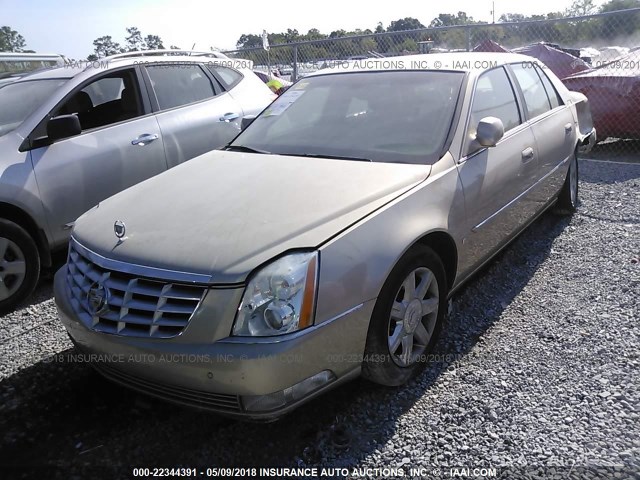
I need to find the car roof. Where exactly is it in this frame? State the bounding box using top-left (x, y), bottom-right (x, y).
top-left (10, 53), bottom-right (253, 84)
top-left (309, 52), bottom-right (535, 77)
top-left (11, 66), bottom-right (81, 81)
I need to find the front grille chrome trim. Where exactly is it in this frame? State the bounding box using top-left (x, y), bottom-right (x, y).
top-left (69, 236), bottom-right (212, 284)
top-left (66, 237), bottom-right (208, 339)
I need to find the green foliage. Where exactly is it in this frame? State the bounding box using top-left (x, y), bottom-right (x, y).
top-left (90, 27), bottom-right (165, 58)
top-left (229, 3), bottom-right (640, 67)
top-left (144, 35), bottom-right (164, 50)
top-left (125, 27), bottom-right (145, 52)
top-left (430, 12), bottom-right (477, 28)
top-left (388, 17), bottom-right (425, 31)
top-left (0, 26), bottom-right (27, 52)
top-left (92, 36), bottom-right (122, 58)
top-left (566, 0), bottom-right (597, 16)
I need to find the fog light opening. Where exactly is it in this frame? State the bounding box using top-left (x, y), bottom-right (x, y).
top-left (242, 370), bottom-right (336, 412)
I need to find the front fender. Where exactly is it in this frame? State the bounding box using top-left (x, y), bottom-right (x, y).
top-left (315, 153), bottom-right (465, 327)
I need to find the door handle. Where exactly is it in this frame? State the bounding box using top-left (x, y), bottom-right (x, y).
top-left (521, 147), bottom-right (535, 162)
top-left (565, 123), bottom-right (573, 133)
top-left (219, 112), bottom-right (240, 122)
top-left (131, 133), bottom-right (159, 146)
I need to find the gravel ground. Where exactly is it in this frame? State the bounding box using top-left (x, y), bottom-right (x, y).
top-left (0, 159), bottom-right (638, 480)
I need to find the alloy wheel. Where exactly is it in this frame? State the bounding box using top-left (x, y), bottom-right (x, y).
top-left (0, 237), bottom-right (27, 302)
top-left (387, 267), bottom-right (439, 367)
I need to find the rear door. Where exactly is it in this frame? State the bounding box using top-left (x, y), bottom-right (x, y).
top-left (207, 64), bottom-right (275, 116)
top-left (142, 63), bottom-right (244, 168)
top-left (29, 67), bottom-right (168, 247)
top-left (456, 66), bottom-right (539, 274)
top-left (509, 63), bottom-right (576, 202)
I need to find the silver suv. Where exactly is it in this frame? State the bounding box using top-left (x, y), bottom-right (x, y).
top-left (0, 50), bottom-right (275, 312)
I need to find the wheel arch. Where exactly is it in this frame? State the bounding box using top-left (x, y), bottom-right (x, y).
top-left (0, 202), bottom-right (51, 267)
top-left (412, 230), bottom-right (458, 291)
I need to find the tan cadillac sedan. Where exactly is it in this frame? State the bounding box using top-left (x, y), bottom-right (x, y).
top-left (55, 53), bottom-right (595, 420)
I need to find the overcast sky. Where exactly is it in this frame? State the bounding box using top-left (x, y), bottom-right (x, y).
top-left (1, 0), bottom-right (606, 59)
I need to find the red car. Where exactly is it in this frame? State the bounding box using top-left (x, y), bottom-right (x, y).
top-left (563, 51), bottom-right (640, 140)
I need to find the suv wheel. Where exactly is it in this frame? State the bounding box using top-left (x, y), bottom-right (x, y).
top-left (0, 219), bottom-right (40, 315)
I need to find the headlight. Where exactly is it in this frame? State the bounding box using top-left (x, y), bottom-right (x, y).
top-left (232, 252), bottom-right (318, 336)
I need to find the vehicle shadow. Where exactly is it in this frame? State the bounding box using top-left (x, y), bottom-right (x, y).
top-left (583, 139), bottom-right (640, 165)
top-left (0, 211), bottom-right (571, 477)
top-left (579, 157), bottom-right (640, 185)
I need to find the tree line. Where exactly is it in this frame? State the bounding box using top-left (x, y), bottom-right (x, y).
top-left (86, 27), bottom-right (181, 60)
top-left (0, 25), bottom-right (179, 60)
top-left (0, 0), bottom-right (638, 61)
top-left (231, 0), bottom-right (640, 64)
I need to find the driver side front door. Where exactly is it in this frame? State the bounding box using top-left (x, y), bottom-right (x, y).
top-left (28, 67), bottom-right (168, 248)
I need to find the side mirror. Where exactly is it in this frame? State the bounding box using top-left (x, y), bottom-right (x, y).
top-left (47, 114), bottom-right (81, 142)
top-left (241, 115), bottom-right (257, 131)
top-left (476, 116), bottom-right (504, 147)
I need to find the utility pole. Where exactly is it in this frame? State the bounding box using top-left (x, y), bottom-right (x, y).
top-left (491, 1), bottom-right (495, 23)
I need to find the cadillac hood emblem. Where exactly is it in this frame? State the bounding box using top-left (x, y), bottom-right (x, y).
top-left (87, 282), bottom-right (110, 316)
top-left (114, 220), bottom-right (126, 239)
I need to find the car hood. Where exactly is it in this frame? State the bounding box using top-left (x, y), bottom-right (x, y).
top-left (73, 150), bottom-right (430, 283)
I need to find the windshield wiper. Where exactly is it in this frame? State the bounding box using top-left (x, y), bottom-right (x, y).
top-left (280, 153), bottom-right (372, 162)
top-left (225, 145), bottom-right (271, 154)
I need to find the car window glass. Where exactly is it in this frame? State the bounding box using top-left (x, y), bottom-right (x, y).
top-left (207, 65), bottom-right (243, 89)
top-left (467, 67), bottom-right (521, 151)
top-left (0, 79), bottom-right (67, 137)
top-left (535, 65), bottom-right (562, 109)
top-left (511, 63), bottom-right (552, 118)
top-left (82, 77), bottom-right (124, 107)
top-left (45, 68), bottom-right (142, 134)
top-left (233, 71), bottom-right (465, 165)
top-left (265, 86), bottom-right (330, 139)
top-left (146, 64), bottom-right (215, 110)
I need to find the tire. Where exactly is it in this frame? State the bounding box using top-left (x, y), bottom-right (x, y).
top-left (0, 219), bottom-right (41, 315)
top-left (554, 152), bottom-right (579, 215)
top-left (362, 245), bottom-right (448, 387)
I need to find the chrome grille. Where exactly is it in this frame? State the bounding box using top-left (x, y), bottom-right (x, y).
top-left (66, 240), bottom-right (207, 338)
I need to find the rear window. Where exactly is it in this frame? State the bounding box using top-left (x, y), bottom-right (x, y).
top-left (146, 64), bottom-right (216, 110)
top-left (207, 65), bottom-right (243, 89)
top-left (535, 65), bottom-right (563, 109)
top-left (510, 63), bottom-right (552, 118)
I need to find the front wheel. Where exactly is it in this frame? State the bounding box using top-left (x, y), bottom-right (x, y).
top-left (554, 153), bottom-right (579, 215)
top-left (362, 246), bottom-right (448, 387)
top-left (0, 219), bottom-right (41, 315)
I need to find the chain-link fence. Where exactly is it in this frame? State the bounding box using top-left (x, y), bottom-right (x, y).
top-left (225, 8), bottom-right (640, 159)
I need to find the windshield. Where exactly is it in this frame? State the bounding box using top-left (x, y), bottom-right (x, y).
top-left (231, 70), bottom-right (464, 164)
top-left (0, 79), bottom-right (67, 137)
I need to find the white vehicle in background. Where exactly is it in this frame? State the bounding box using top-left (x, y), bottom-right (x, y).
top-left (0, 53), bottom-right (67, 88)
top-left (597, 46), bottom-right (630, 64)
top-left (0, 52), bottom-right (66, 75)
